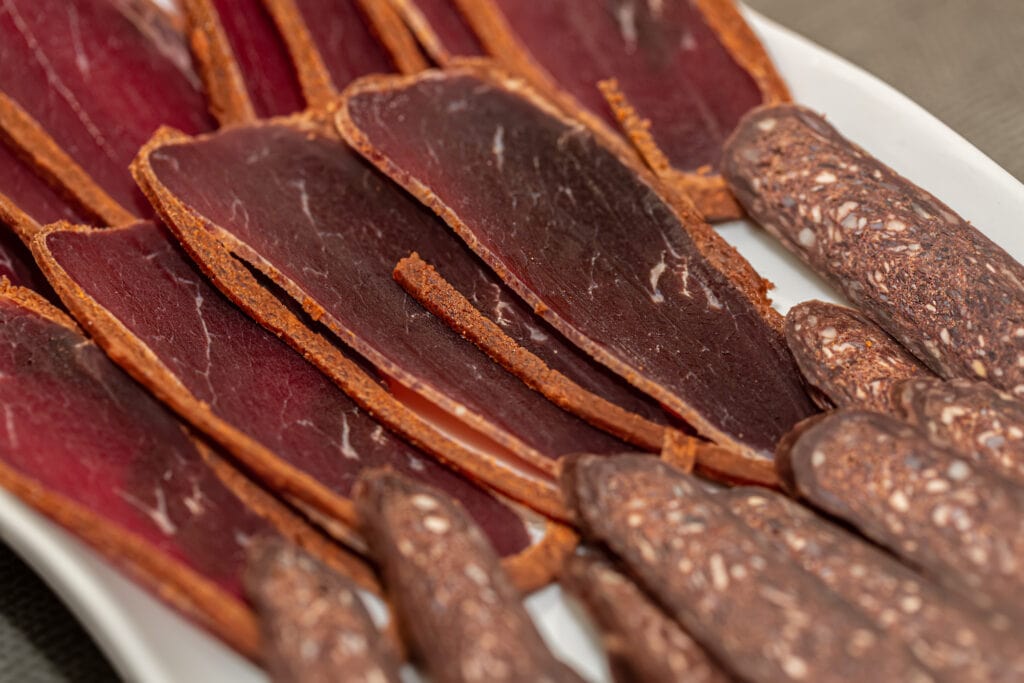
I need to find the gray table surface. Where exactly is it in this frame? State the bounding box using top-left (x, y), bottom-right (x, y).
top-left (2, 0), bottom-right (1022, 680)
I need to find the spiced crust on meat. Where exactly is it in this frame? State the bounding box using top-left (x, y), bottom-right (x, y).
top-left (0, 282), bottom-right (374, 657)
top-left (339, 60), bottom-right (780, 331)
top-left (451, 0), bottom-right (789, 221)
top-left (561, 453), bottom-right (932, 683)
top-left (339, 63), bottom-right (814, 466)
top-left (896, 376), bottom-right (1024, 487)
top-left (181, 0), bottom-right (258, 124)
top-left (133, 119), bottom-right (569, 524)
top-left (394, 252), bottom-right (666, 451)
top-left (786, 300), bottom-right (934, 413)
top-left (726, 487), bottom-right (1024, 681)
top-left (561, 551), bottom-right (729, 683)
top-left (354, 470), bottom-right (584, 683)
top-left (245, 538), bottom-right (401, 683)
top-left (723, 104), bottom-right (1024, 397)
top-left (0, 94), bottom-right (134, 228)
top-left (781, 409), bottom-right (1024, 622)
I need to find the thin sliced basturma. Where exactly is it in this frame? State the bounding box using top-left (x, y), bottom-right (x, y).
top-left (246, 539), bottom-right (401, 683)
top-left (782, 409), bottom-right (1024, 621)
top-left (0, 283), bottom-right (372, 657)
top-left (186, 0), bottom-right (305, 121)
top-left (453, 0), bottom-right (789, 219)
top-left (340, 67), bottom-right (816, 463)
top-left (0, 0), bottom-right (213, 217)
top-left (724, 104), bottom-right (1024, 398)
top-left (139, 121), bottom-right (626, 481)
top-left (395, 253), bottom-right (670, 451)
top-left (355, 471), bottom-right (584, 683)
top-left (726, 487), bottom-right (1024, 681)
top-left (135, 132), bottom-right (567, 522)
top-left (561, 552), bottom-right (728, 683)
top-left (388, 0), bottom-right (483, 63)
top-left (263, 0), bottom-right (399, 109)
top-left (561, 454), bottom-right (931, 683)
top-left (0, 227), bottom-right (54, 300)
top-left (34, 221), bottom-right (557, 576)
top-left (786, 300), bottom-right (934, 413)
top-left (0, 143), bottom-right (87, 236)
top-left (897, 377), bottom-right (1024, 487)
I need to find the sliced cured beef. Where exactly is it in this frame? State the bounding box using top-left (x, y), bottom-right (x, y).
top-left (246, 539), bottom-right (401, 683)
top-left (896, 377), bottom-right (1024, 487)
top-left (561, 551), bottom-right (728, 683)
top-left (33, 220), bottom-right (574, 589)
top-left (137, 120), bottom-right (626, 485)
top-left (0, 0), bottom-right (213, 217)
top-left (0, 227), bottom-right (51, 297)
top-left (0, 143), bottom-right (87, 236)
top-left (394, 253), bottom-right (670, 451)
top-left (786, 300), bottom-right (934, 413)
top-left (185, 0), bottom-right (305, 121)
top-left (561, 454), bottom-right (931, 683)
top-left (726, 487), bottom-right (1023, 681)
top-left (263, 0), bottom-right (404, 109)
top-left (387, 0), bottom-right (483, 63)
top-left (782, 409), bottom-right (1024, 622)
top-left (0, 283), bottom-right (371, 657)
top-left (724, 104), bottom-right (1024, 398)
top-left (340, 66), bottom-right (817, 464)
top-left (452, 0), bottom-right (789, 219)
top-left (355, 470), bottom-right (584, 683)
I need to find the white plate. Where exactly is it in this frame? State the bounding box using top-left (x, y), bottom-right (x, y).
top-left (3, 7), bottom-right (1023, 682)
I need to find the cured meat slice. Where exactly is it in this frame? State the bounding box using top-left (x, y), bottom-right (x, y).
top-left (33, 220), bottom-right (574, 588)
top-left (786, 300), bottom-right (934, 413)
top-left (0, 0), bottom-right (213, 217)
top-left (561, 551), bottom-right (728, 683)
top-left (726, 487), bottom-right (1023, 681)
top-left (723, 104), bottom-right (1024, 398)
top-left (781, 409), bottom-right (1024, 622)
top-left (185, 0), bottom-right (305, 121)
top-left (137, 120), bottom-right (626, 486)
top-left (0, 94), bottom-right (133, 229)
top-left (246, 539), bottom-right (401, 683)
top-left (355, 470), bottom-right (584, 683)
top-left (561, 454), bottom-right (931, 683)
top-left (387, 0), bottom-right (483, 63)
top-left (0, 143), bottom-right (87, 236)
top-left (452, 0), bottom-right (789, 219)
top-left (0, 282), bottom-right (371, 656)
top-left (896, 377), bottom-right (1024, 487)
top-left (394, 253), bottom-right (670, 451)
top-left (263, 0), bottom-right (397, 108)
top-left (340, 66), bottom-right (817, 464)
top-left (135, 136), bottom-right (566, 522)
top-left (0, 227), bottom-right (52, 298)
top-left (266, 0), bottom-right (424, 110)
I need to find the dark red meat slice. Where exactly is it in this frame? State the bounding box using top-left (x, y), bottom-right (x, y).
top-left (0, 283), bottom-right (370, 655)
top-left (0, 0), bottom-right (214, 217)
top-left (389, 0), bottom-right (483, 62)
top-left (0, 228), bottom-right (45, 291)
top-left (454, 0), bottom-right (788, 218)
top-left (340, 67), bottom-right (816, 463)
top-left (207, 0), bottom-right (305, 117)
top-left (37, 221), bottom-right (540, 563)
top-left (141, 122), bottom-right (626, 477)
top-left (291, 0), bottom-right (398, 86)
top-left (391, 250), bottom-right (671, 454)
top-left (0, 143), bottom-right (86, 233)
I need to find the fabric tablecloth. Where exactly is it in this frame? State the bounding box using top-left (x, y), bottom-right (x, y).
top-left (2, 0), bottom-right (1022, 680)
